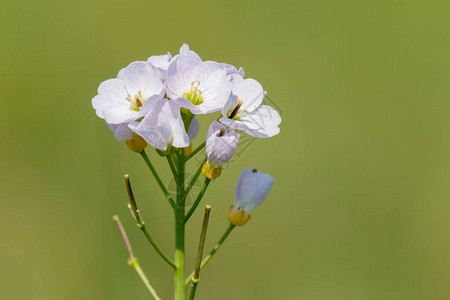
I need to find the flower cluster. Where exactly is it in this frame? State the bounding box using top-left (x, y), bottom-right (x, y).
top-left (92, 44), bottom-right (281, 178)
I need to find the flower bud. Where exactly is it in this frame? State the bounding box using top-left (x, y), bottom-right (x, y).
top-left (126, 133), bottom-right (147, 153)
top-left (227, 168), bottom-right (274, 226)
top-left (227, 205), bottom-right (251, 226)
top-left (202, 162), bottom-right (222, 180)
top-left (202, 121), bottom-right (239, 180)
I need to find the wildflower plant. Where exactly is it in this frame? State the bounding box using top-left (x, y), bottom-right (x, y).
top-left (93, 44), bottom-right (280, 300)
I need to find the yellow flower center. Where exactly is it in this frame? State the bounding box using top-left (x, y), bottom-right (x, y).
top-left (126, 91), bottom-right (145, 111)
top-left (183, 81), bottom-right (204, 105)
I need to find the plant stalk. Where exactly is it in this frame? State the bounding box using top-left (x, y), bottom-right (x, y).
top-left (174, 148), bottom-right (186, 300)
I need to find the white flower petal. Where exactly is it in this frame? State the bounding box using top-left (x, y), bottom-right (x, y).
top-left (107, 123), bottom-right (133, 141)
top-left (166, 55), bottom-right (201, 100)
top-left (231, 75), bottom-right (265, 112)
top-left (219, 105), bottom-right (281, 138)
top-left (96, 78), bottom-right (128, 103)
top-left (179, 43), bottom-right (202, 63)
top-left (118, 61), bottom-right (164, 98)
top-left (147, 53), bottom-right (172, 70)
top-left (147, 53), bottom-right (172, 81)
top-left (167, 57), bottom-right (231, 114)
top-left (102, 104), bottom-right (142, 124)
top-left (129, 98), bottom-right (189, 150)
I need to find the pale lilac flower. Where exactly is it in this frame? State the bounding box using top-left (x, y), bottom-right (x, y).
top-left (228, 168), bottom-right (274, 226)
top-left (147, 53), bottom-right (172, 81)
top-left (175, 44), bottom-right (243, 76)
top-left (219, 75), bottom-right (281, 138)
top-left (166, 56), bottom-right (231, 114)
top-left (107, 123), bottom-right (134, 141)
top-left (218, 63), bottom-right (245, 77)
top-left (202, 121), bottom-right (240, 180)
top-left (165, 44), bottom-right (244, 114)
top-left (92, 61), bottom-right (164, 124)
top-left (129, 98), bottom-right (189, 151)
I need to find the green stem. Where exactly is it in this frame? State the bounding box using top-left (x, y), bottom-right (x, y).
top-left (167, 155), bottom-right (180, 186)
top-left (138, 224), bottom-right (177, 269)
top-left (180, 156), bottom-right (206, 204)
top-left (185, 224), bottom-right (235, 287)
top-left (130, 258), bottom-right (161, 300)
top-left (184, 178), bottom-right (211, 224)
top-left (140, 150), bottom-right (175, 208)
top-left (185, 142), bottom-right (206, 162)
top-left (174, 148), bottom-right (186, 300)
top-left (113, 216), bottom-right (161, 300)
top-left (188, 206), bottom-right (212, 300)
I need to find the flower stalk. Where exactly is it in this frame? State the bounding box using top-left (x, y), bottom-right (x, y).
top-left (188, 205), bottom-right (212, 300)
top-left (185, 223), bottom-right (236, 287)
top-left (113, 216), bottom-right (161, 300)
top-left (124, 174), bottom-right (176, 269)
top-left (184, 178), bottom-right (211, 224)
top-left (185, 141), bottom-right (206, 162)
top-left (174, 147), bottom-right (186, 300)
top-left (140, 150), bottom-right (176, 208)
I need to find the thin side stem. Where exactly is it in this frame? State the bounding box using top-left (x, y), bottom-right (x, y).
top-left (180, 156), bottom-right (207, 204)
top-left (188, 206), bottom-right (212, 300)
top-left (185, 142), bottom-right (206, 162)
top-left (139, 224), bottom-right (177, 269)
top-left (130, 259), bottom-right (161, 300)
top-left (113, 216), bottom-right (161, 300)
top-left (167, 155), bottom-right (181, 186)
top-left (123, 174), bottom-right (176, 268)
top-left (185, 223), bottom-right (235, 287)
top-left (140, 150), bottom-right (175, 208)
top-left (184, 178), bottom-right (211, 224)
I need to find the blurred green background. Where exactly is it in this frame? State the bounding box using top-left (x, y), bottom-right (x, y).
top-left (1, 0), bottom-right (450, 299)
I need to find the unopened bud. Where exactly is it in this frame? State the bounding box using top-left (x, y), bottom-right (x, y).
top-left (202, 162), bottom-right (222, 180)
top-left (126, 133), bottom-right (147, 153)
top-left (227, 205), bottom-right (251, 226)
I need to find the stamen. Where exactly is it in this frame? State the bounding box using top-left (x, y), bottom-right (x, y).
top-left (228, 99), bottom-right (243, 119)
top-left (183, 81), bottom-right (204, 105)
top-left (217, 128), bottom-right (226, 137)
top-left (126, 91), bottom-right (145, 111)
top-left (252, 168), bottom-right (258, 173)
top-left (135, 96), bottom-right (142, 107)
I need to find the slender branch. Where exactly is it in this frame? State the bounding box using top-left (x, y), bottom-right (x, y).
top-left (167, 155), bottom-right (181, 186)
top-left (139, 224), bottom-right (177, 269)
top-left (185, 223), bottom-right (235, 287)
top-left (113, 216), bottom-right (161, 300)
top-left (185, 142), bottom-right (206, 162)
top-left (180, 156), bottom-right (207, 204)
top-left (140, 150), bottom-right (175, 208)
top-left (123, 174), bottom-right (176, 268)
top-left (184, 178), bottom-right (211, 224)
top-left (188, 206), bottom-right (212, 300)
top-left (124, 174), bottom-right (142, 224)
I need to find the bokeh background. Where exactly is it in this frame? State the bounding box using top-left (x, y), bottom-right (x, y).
top-left (1, 0), bottom-right (450, 299)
